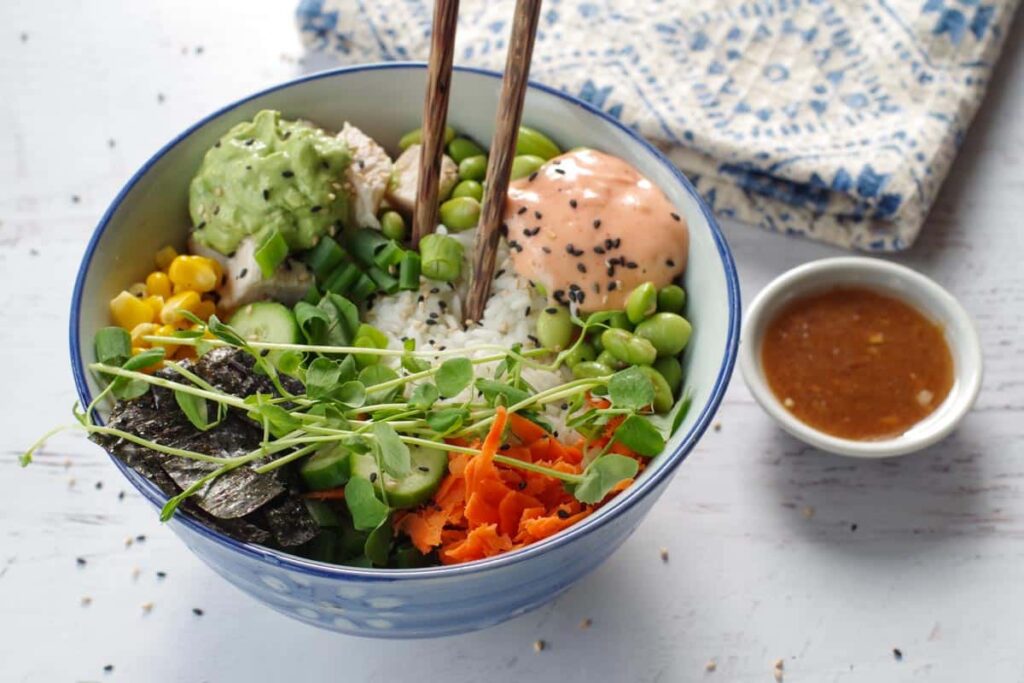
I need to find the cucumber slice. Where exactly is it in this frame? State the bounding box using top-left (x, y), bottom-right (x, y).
top-left (350, 446), bottom-right (448, 509)
top-left (300, 445), bottom-right (350, 491)
top-left (227, 301), bottom-right (300, 366)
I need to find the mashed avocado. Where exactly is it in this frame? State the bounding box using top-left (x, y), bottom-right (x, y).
top-left (189, 110), bottom-right (351, 255)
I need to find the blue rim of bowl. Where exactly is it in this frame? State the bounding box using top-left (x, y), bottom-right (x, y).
top-left (70, 62), bottom-right (740, 580)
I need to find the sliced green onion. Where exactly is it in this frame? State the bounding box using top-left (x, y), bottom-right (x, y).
top-left (349, 273), bottom-right (379, 301)
top-left (305, 236), bottom-right (347, 280)
top-left (419, 233), bottom-right (463, 283)
top-left (95, 327), bottom-right (132, 366)
top-left (349, 228), bottom-right (390, 268)
top-left (399, 251), bottom-right (421, 291)
top-left (324, 262), bottom-right (362, 294)
top-left (254, 227), bottom-right (289, 278)
top-left (373, 240), bottom-right (405, 270)
top-left (367, 266), bottom-right (399, 294)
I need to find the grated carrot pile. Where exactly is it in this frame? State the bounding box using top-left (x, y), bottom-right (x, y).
top-left (395, 406), bottom-right (644, 565)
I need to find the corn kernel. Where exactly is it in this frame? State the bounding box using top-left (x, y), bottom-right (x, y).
top-left (110, 291), bottom-right (154, 330)
top-left (168, 255), bottom-right (219, 293)
top-left (143, 295), bottom-right (164, 321)
top-left (130, 322), bottom-right (160, 348)
top-left (127, 282), bottom-right (148, 298)
top-left (132, 346), bottom-right (164, 373)
top-left (151, 324), bottom-right (180, 357)
top-left (155, 246), bottom-right (178, 271)
top-left (145, 271), bottom-right (172, 299)
top-left (160, 290), bottom-right (201, 325)
top-left (194, 299), bottom-right (217, 322)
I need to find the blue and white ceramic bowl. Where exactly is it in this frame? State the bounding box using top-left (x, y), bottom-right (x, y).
top-left (70, 64), bottom-right (740, 638)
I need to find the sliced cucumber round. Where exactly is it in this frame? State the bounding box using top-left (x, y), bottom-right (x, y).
top-left (227, 301), bottom-right (300, 367)
top-left (300, 444), bottom-right (350, 491)
top-left (350, 446), bottom-right (448, 509)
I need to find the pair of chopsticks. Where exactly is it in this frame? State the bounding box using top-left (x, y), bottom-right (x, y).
top-left (412, 0), bottom-right (543, 323)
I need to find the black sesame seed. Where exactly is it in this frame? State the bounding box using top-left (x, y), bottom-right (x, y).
top-left (524, 226), bottom-right (541, 237)
top-left (71, 195), bottom-right (81, 204)
top-left (517, 206), bottom-right (528, 215)
top-left (554, 289), bottom-right (567, 303)
top-left (237, 268), bottom-right (248, 279)
top-left (499, 223), bottom-right (509, 237)
top-left (604, 238), bottom-right (614, 249)
top-left (554, 168), bottom-right (566, 175)
top-left (156, 571), bottom-right (167, 579)
top-left (262, 189), bottom-right (270, 201)
top-left (429, 311), bottom-right (438, 319)
top-left (593, 282), bottom-right (601, 293)
top-left (193, 607), bottom-right (205, 616)
top-left (495, 269), bottom-right (506, 278)
top-left (311, 205), bottom-right (322, 213)
top-left (542, 246), bottom-right (552, 254)
top-left (666, 259), bottom-right (675, 267)
top-left (244, 138), bottom-right (254, 146)
top-left (95, 481), bottom-right (103, 490)
top-left (670, 212), bottom-right (681, 221)
top-left (527, 334), bottom-right (541, 346)
top-left (500, 443), bottom-right (510, 451)
top-left (528, 172), bottom-right (538, 182)
top-left (518, 481), bottom-right (527, 490)
top-left (418, 466), bottom-right (430, 472)
top-left (893, 648), bottom-right (903, 661)
top-left (76, 557), bottom-right (87, 566)
top-left (282, 170), bottom-right (294, 178)
top-left (430, 287), bottom-right (440, 294)
top-left (118, 490), bottom-right (125, 500)
top-left (439, 301), bottom-right (448, 310)
top-left (569, 199), bottom-right (578, 209)
top-left (534, 211), bottom-right (543, 219)
top-left (594, 246), bottom-right (606, 255)
top-left (369, 472), bottom-right (378, 483)
top-left (608, 281), bottom-right (618, 291)
top-left (425, 319), bottom-right (438, 326)
top-left (577, 263), bottom-right (587, 273)
top-left (544, 307), bottom-right (557, 314)
top-left (557, 509), bottom-right (570, 519)
top-left (103, 664), bottom-right (114, 673)
top-left (259, 349), bottom-right (270, 358)
top-left (607, 265), bottom-right (616, 277)
top-left (625, 261), bottom-right (638, 269)
top-left (593, 219), bottom-right (602, 229)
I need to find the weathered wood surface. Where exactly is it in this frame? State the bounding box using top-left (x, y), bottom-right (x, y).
top-left (1, 1), bottom-right (1021, 681)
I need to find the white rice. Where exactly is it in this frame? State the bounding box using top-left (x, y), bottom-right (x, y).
top-left (363, 226), bottom-right (574, 436)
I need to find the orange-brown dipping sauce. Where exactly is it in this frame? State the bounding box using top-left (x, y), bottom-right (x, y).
top-left (503, 149), bottom-right (688, 311)
top-left (761, 287), bottom-right (954, 440)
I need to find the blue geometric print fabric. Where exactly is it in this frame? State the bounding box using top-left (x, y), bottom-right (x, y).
top-left (296, 0), bottom-right (1020, 251)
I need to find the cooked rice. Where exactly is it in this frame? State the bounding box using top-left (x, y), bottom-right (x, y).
top-left (363, 226), bottom-right (574, 436)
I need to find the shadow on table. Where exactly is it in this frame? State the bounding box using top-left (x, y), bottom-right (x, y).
top-left (755, 416), bottom-right (997, 565)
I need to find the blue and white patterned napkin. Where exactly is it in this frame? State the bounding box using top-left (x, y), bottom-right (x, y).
top-left (296, 0), bottom-right (1019, 251)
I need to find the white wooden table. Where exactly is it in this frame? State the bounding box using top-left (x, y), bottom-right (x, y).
top-left (2, 2), bottom-right (1022, 681)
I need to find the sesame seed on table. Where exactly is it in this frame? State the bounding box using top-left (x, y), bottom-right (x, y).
top-left (1, 1), bottom-right (1024, 681)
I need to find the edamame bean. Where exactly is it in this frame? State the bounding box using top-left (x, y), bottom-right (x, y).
top-left (438, 196), bottom-right (481, 232)
top-left (458, 154), bottom-right (488, 181)
top-left (653, 356), bottom-right (683, 397)
top-left (657, 285), bottom-right (686, 314)
top-left (572, 361), bottom-right (613, 379)
top-left (379, 211), bottom-right (407, 242)
top-left (596, 350), bottom-right (627, 371)
top-left (626, 281), bottom-right (657, 324)
top-left (600, 328), bottom-right (657, 366)
top-left (516, 126), bottom-right (561, 160)
top-left (562, 340), bottom-right (596, 368)
top-left (634, 312), bottom-right (692, 357)
top-left (399, 125), bottom-right (456, 150)
top-left (510, 155), bottom-right (546, 180)
top-left (639, 366), bottom-right (674, 414)
top-left (447, 137), bottom-right (486, 163)
top-left (451, 179), bottom-right (483, 201)
top-left (607, 311), bottom-right (632, 330)
top-left (536, 305), bottom-right (574, 352)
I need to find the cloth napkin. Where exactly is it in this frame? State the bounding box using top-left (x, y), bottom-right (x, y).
top-left (296, 0), bottom-right (1020, 251)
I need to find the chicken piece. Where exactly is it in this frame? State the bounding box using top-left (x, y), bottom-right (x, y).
top-left (189, 234), bottom-right (313, 312)
top-left (337, 122), bottom-right (392, 229)
top-left (385, 143), bottom-right (458, 215)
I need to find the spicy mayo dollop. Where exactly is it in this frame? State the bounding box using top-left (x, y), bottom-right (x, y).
top-left (503, 149), bottom-right (688, 311)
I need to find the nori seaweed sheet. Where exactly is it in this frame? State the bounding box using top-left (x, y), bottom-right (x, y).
top-left (91, 348), bottom-right (317, 548)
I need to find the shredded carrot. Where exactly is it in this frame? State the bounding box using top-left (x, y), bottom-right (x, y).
top-left (395, 402), bottom-right (647, 564)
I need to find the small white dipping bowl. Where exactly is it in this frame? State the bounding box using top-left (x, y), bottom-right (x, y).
top-left (740, 257), bottom-right (983, 458)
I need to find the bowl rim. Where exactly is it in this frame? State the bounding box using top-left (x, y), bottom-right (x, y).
top-left (70, 61), bottom-right (741, 579)
top-left (738, 256), bottom-right (983, 458)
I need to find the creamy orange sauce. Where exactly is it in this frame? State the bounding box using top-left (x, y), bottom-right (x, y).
top-left (503, 149), bottom-right (688, 311)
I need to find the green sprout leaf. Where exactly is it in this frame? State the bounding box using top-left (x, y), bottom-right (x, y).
top-left (305, 357), bottom-right (341, 399)
top-left (345, 477), bottom-right (390, 531)
top-left (373, 421), bottom-right (411, 478)
top-left (573, 454), bottom-right (640, 504)
top-left (174, 391), bottom-right (213, 431)
top-left (317, 292), bottom-right (361, 346)
top-left (94, 327), bottom-right (132, 366)
top-left (409, 383), bottom-right (439, 411)
top-left (364, 517), bottom-right (394, 567)
top-left (334, 380), bottom-right (366, 407)
top-left (359, 365), bottom-right (399, 404)
top-left (425, 407), bottom-right (468, 436)
top-left (244, 395), bottom-right (300, 438)
top-left (109, 348), bottom-right (166, 400)
top-left (608, 366), bottom-right (655, 411)
top-left (613, 414), bottom-right (665, 457)
top-left (435, 357), bottom-right (473, 398)
top-left (475, 378), bottom-right (530, 407)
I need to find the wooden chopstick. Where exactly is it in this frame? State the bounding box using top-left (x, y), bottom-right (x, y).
top-left (465, 0), bottom-right (543, 323)
top-left (412, 0), bottom-right (461, 247)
